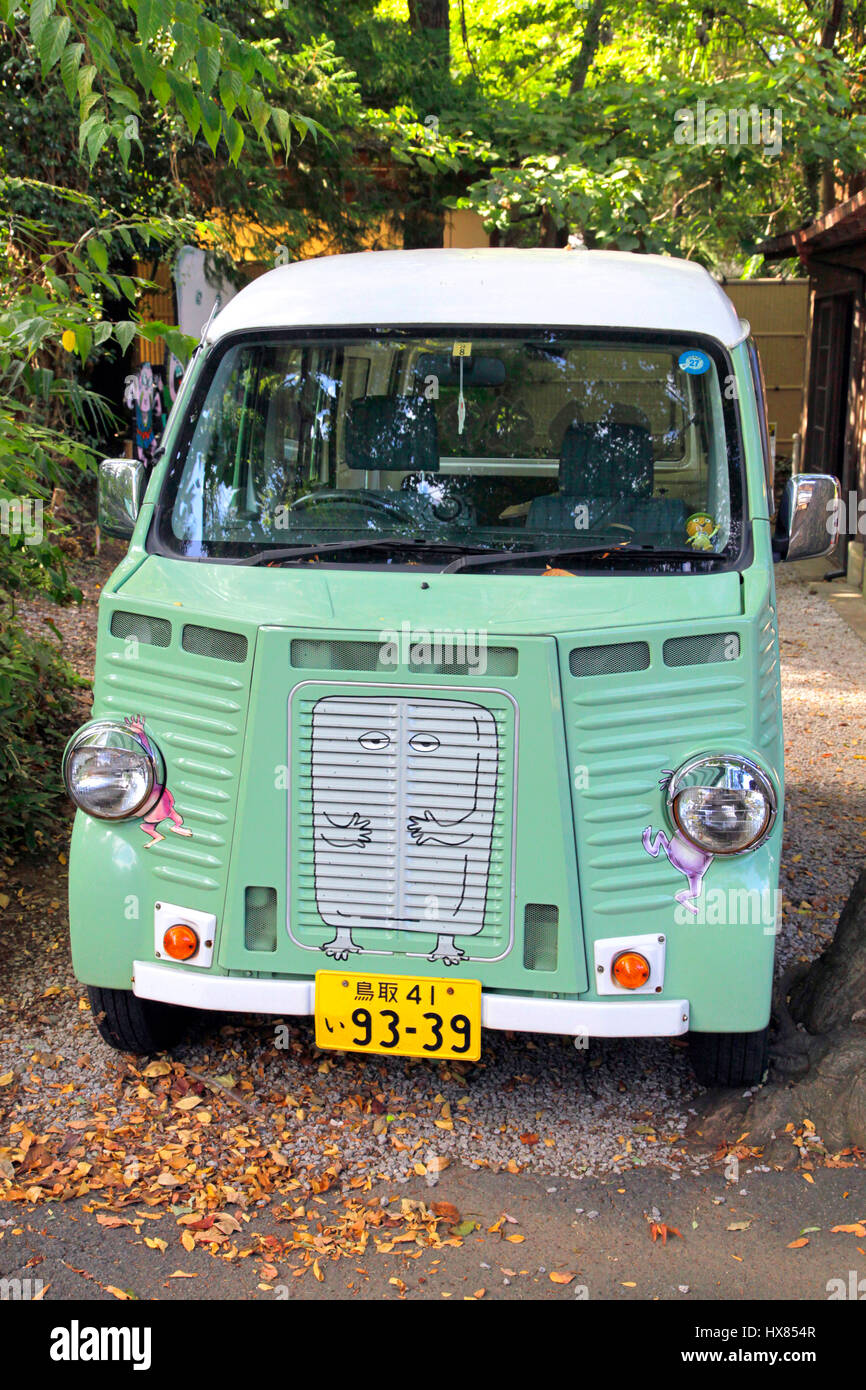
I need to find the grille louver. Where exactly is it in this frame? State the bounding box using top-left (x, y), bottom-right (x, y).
top-left (290, 686), bottom-right (515, 960)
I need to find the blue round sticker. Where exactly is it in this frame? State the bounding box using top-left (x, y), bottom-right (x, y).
top-left (678, 349), bottom-right (711, 375)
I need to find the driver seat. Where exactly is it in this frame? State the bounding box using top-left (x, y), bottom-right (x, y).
top-left (345, 395), bottom-right (439, 473)
top-left (526, 419), bottom-right (686, 535)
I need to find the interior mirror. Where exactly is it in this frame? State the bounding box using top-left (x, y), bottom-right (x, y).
top-left (413, 354), bottom-right (506, 387)
top-left (773, 473), bottom-right (841, 563)
top-left (98, 458), bottom-right (147, 539)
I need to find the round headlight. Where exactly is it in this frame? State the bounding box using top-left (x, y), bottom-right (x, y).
top-left (62, 720), bottom-right (164, 821)
top-left (667, 755), bottom-right (777, 855)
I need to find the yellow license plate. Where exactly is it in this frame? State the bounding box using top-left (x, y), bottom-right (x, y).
top-left (314, 971), bottom-right (481, 1061)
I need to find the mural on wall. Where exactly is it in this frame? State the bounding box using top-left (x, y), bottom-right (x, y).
top-left (641, 770), bottom-right (714, 915)
top-left (123, 363), bottom-right (164, 463)
top-left (123, 715), bottom-right (192, 847)
top-left (310, 695), bottom-right (500, 965)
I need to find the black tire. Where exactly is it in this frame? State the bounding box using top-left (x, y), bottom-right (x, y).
top-left (689, 1026), bottom-right (770, 1088)
top-left (87, 986), bottom-right (187, 1054)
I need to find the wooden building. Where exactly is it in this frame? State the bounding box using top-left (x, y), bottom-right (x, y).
top-left (761, 189), bottom-right (866, 590)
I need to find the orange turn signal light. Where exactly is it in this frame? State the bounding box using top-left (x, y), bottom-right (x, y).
top-left (612, 950), bottom-right (650, 990)
top-left (163, 923), bottom-right (199, 961)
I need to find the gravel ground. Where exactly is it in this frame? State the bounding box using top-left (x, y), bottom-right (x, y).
top-left (1, 560), bottom-right (864, 1226)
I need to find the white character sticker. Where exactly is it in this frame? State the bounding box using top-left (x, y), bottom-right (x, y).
top-left (310, 695), bottom-right (499, 965)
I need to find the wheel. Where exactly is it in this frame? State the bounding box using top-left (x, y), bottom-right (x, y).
top-left (689, 1026), bottom-right (769, 1088)
top-left (87, 986), bottom-right (187, 1054)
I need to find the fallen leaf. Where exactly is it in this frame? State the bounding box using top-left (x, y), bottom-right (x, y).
top-left (727, 1220), bottom-right (751, 1232)
top-left (451, 1219), bottom-right (478, 1237)
top-left (432, 1202), bottom-right (460, 1224)
top-left (550, 1271), bottom-right (575, 1285)
top-left (831, 1223), bottom-right (866, 1236)
top-left (104, 1286), bottom-right (132, 1300)
top-left (787, 1238), bottom-right (809, 1249)
top-left (142, 1060), bottom-right (172, 1078)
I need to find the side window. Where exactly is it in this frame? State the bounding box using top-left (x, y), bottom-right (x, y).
top-left (748, 338), bottom-right (773, 506)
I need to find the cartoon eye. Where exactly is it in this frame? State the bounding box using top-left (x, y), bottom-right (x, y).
top-left (409, 733), bottom-right (440, 753)
top-left (359, 730), bottom-right (390, 751)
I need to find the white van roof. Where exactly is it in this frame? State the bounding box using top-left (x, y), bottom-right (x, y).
top-left (207, 247), bottom-right (746, 348)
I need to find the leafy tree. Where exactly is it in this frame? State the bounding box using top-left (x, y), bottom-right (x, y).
top-left (0, 0), bottom-right (335, 850)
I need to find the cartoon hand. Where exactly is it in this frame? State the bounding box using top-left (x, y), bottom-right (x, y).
top-left (320, 811), bottom-right (372, 849)
top-left (124, 714), bottom-right (145, 736)
top-left (408, 810), bottom-right (473, 848)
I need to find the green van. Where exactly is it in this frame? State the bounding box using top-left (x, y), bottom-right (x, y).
top-left (64, 248), bottom-right (840, 1086)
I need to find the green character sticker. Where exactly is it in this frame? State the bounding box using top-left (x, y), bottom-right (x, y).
top-left (685, 512), bottom-right (720, 550)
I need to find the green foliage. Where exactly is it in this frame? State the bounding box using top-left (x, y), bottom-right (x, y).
top-left (371, 0), bottom-right (866, 266)
top-left (0, 0), bottom-right (334, 853)
top-left (0, 613), bottom-right (84, 853)
top-left (2, 0), bottom-right (317, 169)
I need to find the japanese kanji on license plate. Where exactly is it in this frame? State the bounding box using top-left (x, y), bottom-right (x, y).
top-left (314, 971), bottom-right (482, 1061)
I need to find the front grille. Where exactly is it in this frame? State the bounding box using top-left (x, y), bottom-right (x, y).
top-left (245, 886), bottom-right (277, 952)
top-left (569, 641), bottom-right (650, 677)
top-left (663, 632), bottom-right (740, 667)
top-left (291, 639), bottom-right (393, 671)
top-left (290, 686), bottom-right (515, 960)
top-left (290, 637), bottom-right (518, 677)
top-left (523, 903), bottom-right (559, 971)
top-left (109, 610), bottom-right (171, 648)
top-left (182, 624), bottom-right (248, 664)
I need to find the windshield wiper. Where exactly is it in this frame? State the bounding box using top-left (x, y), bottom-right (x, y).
top-left (441, 539), bottom-right (631, 573)
top-left (241, 537), bottom-right (478, 566)
top-left (440, 541), bottom-right (726, 574)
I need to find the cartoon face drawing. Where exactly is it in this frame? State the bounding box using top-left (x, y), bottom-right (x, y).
top-left (310, 696), bottom-right (499, 965)
top-left (641, 771), bottom-right (713, 914)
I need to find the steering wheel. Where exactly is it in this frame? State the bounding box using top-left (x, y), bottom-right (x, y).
top-left (289, 489), bottom-right (419, 525)
top-left (399, 475), bottom-right (471, 524)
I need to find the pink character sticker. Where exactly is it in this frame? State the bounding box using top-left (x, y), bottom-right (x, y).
top-left (123, 715), bottom-right (192, 847)
top-left (641, 770), bottom-right (713, 915)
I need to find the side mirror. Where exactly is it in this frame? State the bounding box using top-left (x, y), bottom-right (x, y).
top-left (98, 458), bottom-right (147, 539)
top-left (773, 473), bottom-right (841, 563)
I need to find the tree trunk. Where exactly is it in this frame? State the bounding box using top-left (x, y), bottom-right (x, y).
top-left (789, 866), bottom-right (866, 1035)
top-left (699, 869), bottom-right (866, 1158)
top-left (569, 0), bottom-right (606, 96)
top-left (403, 0), bottom-right (450, 250)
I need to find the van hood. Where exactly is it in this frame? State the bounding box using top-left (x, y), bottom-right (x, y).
top-left (114, 555), bottom-right (743, 634)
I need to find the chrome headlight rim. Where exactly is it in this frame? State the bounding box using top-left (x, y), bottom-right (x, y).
top-left (62, 719), bottom-right (165, 822)
top-left (666, 753), bottom-right (778, 856)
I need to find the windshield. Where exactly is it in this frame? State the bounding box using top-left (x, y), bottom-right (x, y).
top-left (154, 328), bottom-right (745, 571)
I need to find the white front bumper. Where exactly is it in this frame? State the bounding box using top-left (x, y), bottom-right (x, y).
top-left (132, 961), bottom-right (690, 1037)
